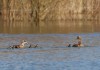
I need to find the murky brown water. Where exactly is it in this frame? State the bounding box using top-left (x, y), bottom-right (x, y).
top-left (0, 20), bottom-right (100, 34)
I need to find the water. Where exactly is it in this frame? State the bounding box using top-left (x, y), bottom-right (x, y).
top-left (0, 34), bottom-right (99, 70)
top-left (1, 47), bottom-right (100, 70)
top-left (0, 20), bottom-right (100, 70)
top-left (1, 20), bottom-right (100, 34)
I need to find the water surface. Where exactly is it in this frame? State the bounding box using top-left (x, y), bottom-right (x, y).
top-left (0, 20), bottom-right (100, 70)
top-left (0, 34), bottom-right (99, 70)
top-left (0, 20), bottom-right (100, 34)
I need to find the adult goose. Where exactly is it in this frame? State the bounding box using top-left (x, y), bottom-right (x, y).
top-left (72, 36), bottom-right (84, 47)
top-left (9, 40), bottom-right (28, 49)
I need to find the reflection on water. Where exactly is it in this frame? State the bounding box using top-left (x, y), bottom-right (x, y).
top-left (0, 20), bottom-right (100, 34)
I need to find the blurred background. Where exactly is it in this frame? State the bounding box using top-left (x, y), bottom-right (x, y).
top-left (0, 0), bottom-right (100, 34)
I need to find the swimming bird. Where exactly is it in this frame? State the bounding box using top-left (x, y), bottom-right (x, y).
top-left (29, 44), bottom-right (38, 48)
top-left (68, 44), bottom-right (71, 47)
top-left (72, 36), bottom-right (84, 47)
top-left (9, 40), bottom-right (28, 49)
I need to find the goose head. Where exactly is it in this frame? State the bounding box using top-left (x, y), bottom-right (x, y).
top-left (20, 40), bottom-right (28, 48)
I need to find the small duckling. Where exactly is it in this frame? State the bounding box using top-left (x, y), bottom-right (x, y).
top-left (68, 44), bottom-right (71, 47)
top-left (34, 44), bottom-right (38, 48)
top-left (29, 44), bottom-right (38, 48)
top-left (29, 44), bottom-right (32, 48)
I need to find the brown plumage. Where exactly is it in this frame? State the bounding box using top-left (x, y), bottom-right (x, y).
top-left (9, 40), bottom-right (28, 49)
top-left (72, 36), bottom-right (84, 47)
